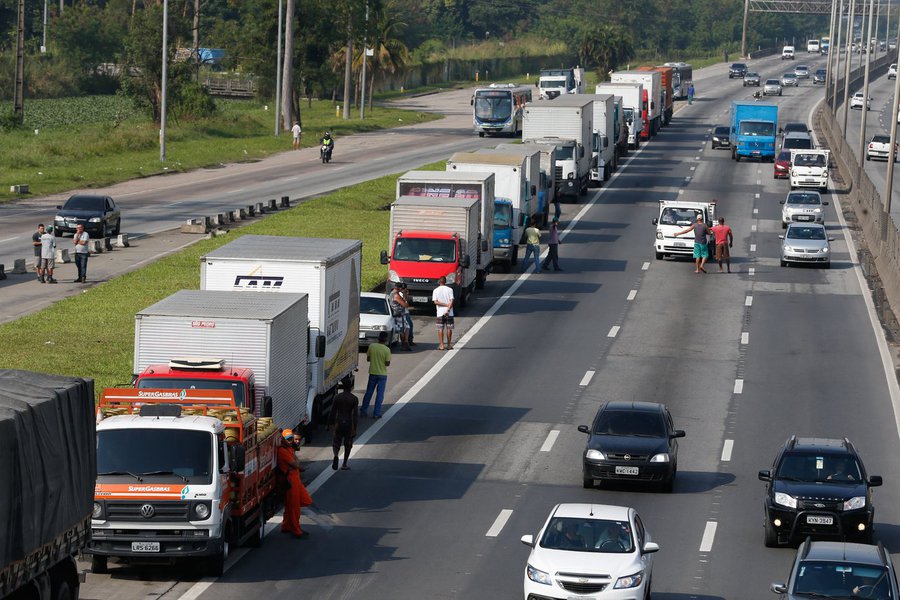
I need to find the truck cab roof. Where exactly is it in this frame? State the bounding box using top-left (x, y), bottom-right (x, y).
top-left (139, 363), bottom-right (255, 380)
top-left (394, 229), bottom-right (457, 239)
top-left (97, 414), bottom-right (224, 434)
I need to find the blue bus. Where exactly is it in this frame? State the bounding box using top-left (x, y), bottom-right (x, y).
top-left (472, 83), bottom-right (533, 137)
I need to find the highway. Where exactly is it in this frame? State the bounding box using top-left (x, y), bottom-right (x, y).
top-left (74, 53), bottom-right (900, 600)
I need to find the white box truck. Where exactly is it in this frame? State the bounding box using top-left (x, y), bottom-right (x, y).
top-left (651, 200), bottom-right (717, 260)
top-left (199, 236), bottom-right (361, 430)
top-left (584, 93), bottom-right (617, 185)
top-left (523, 96), bottom-right (593, 199)
top-left (477, 146), bottom-right (545, 224)
top-left (396, 170), bottom-right (495, 287)
top-left (381, 197), bottom-right (482, 308)
top-left (596, 82), bottom-right (644, 149)
top-left (493, 142), bottom-right (557, 217)
top-left (447, 152), bottom-right (536, 270)
top-left (538, 67), bottom-right (585, 99)
top-left (133, 289), bottom-right (311, 430)
top-left (611, 70), bottom-right (662, 137)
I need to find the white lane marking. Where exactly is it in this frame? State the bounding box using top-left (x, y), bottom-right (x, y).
top-left (0, 236), bottom-right (22, 244)
top-left (540, 430), bottom-right (560, 452)
top-left (757, 168), bottom-right (761, 174)
top-left (756, 179), bottom-right (761, 185)
top-left (721, 439), bottom-right (734, 462)
top-left (745, 296), bottom-right (753, 306)
top-left (642, 262), bottom-right (650, 270)
top-left (627, 290), bottom-right (637, 301)
top-left (741, 332), bottom-right (749, 345)
top-left (684, 176), bottom-right (691, 183)
top-left (751, 224), bottom-right (758, 232)
top-left (486, 509), bottom-right (514, 537)
top-left (699, 521), bottom-right (718, 552)
top-left (608, 325), bottom-right (620, 338)
top-left (750, 243), bottom-right (757, 252)
top-left (753, 208), bottom-right (759, 215)
top-left (695, 156), bottom-right (700, 160)
top-left (690, 166), bottom-right (696, 171)
top-left (580, 370), bottom-right (596, 386)
top-left (755, 193), bottom-right (760, 199)
top-left (679, 189), bottom-right (684, 195)
top-left (749, 267), bottom-right (755, 276)
top-left (734, 379), bottom-right (744, 394)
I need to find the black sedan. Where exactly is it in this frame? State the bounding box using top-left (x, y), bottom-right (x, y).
top-left (54, 194), bottom-right (122, 238)
top-left (578, 401), bottom-right (685, 492)
top-left (711, 126), bottom-right (731, 149)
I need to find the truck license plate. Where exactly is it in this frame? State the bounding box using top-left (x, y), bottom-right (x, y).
top-left (131, 541), bottom-right (160, 553)
top-left (806, 515), bottom-right (833, 525)
top-left (673, 241), bottom-right (686, 247)
top-left (412, 296), bottom-right (429, 303)
top-left (615, 466), bottom-right (639, 475)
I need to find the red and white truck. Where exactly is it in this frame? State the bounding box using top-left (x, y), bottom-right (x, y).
top-left (611, 70), bottom-right (661, 138)
top-left (639, 65), bottom-right (674, 126)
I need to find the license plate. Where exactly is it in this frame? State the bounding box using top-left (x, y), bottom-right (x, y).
top-left (412, 296), bottom-right (429, 303)
top-left (131, 541), bottom-right (160, 552)
top-left (673, 241), bottom-right (686, 247)
top-left (615, 466), bottom-right (639, 475)
top-left (359, 332), bottom-right (366, 339)
top-left (806, 515), bottom-right (834, 525)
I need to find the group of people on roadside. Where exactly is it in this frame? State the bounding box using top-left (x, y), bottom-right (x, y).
top-left (32, 222), bottom-right (92, 284)
top-left (521, 216), bottom-right (563, 274)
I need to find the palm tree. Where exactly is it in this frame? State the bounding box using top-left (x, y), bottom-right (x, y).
top-left (578, 24), bottom-right (635, 80)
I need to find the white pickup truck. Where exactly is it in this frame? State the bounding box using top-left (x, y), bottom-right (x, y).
top-left (652, 200), bottom-right (717, 260)
top-left (789, 149), bottom-right (829, 193)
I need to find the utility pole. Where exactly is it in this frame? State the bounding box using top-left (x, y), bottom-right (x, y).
top-left (14, 0), bottom-right (25, 124)
top-left (833, 1), bottom-right (846, 115)
top-left (274, 0), bottom-right (283, 135)
top-left (360, 1), bottom-right (369, 119)
top-left (42, 0), bottom-right (48, 52)
top-left (741, 0), bottom-right (750, 58)
top-left (160, 0), bottom-right (169, 162)
top-left (859, 0), bottom-right (876, 169)
top-left (842, 0), bottom-right (857, 134)
top-left (825, 0), bottom-right (838, 105)
top-left (342, 23), bottom-right (353, 120)
top-left (281, 0), bottom-right (295, 132)
top-left (883, 14), bottom-right (900, 238)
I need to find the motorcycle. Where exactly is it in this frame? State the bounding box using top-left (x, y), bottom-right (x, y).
top-left (320, 142), bottom-right (333, 163)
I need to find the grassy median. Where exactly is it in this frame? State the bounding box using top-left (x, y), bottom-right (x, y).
top-left (0, 160), bottom-right (447, 395)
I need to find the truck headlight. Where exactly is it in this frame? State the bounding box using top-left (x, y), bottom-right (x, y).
top-left (445, 272), bottom-right (456, 284)
top-left (774, 492), bottom-right (797, 508)
top-left (388, 270), bottom-right (400, 283)
top-left (843, 496), bottom-right (865, 510)
top-left (656, 230), bottom-right (664, 240)
top-left (498, 238), bottom-right (510, 245)
top-left (568, 172), bottom-right (575, 179)
top-left (92, 502), bottom-right (103, 519)
top-left (527, 564), bottom-right (552, 585)
top-left (193, 501), bottom-right (211, 520)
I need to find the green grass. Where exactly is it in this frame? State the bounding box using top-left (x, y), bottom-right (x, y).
top-left (1, 96), bottom-right (440, 201)
top-left (0, 160), bottom-right (446, 397)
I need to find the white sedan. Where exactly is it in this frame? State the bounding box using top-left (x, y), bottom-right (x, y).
top-left (521, 503), bottom-right (659, 600)
top-left (359, 292), bottom-right (397, 347)
top-left (850, 92), bottom-right (872, 110)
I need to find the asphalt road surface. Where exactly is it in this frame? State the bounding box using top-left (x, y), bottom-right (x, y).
top-left (71, 53), bottom-right (900, 600)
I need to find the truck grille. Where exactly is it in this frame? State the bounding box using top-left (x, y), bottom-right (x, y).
top-left (554, 166), bottom-right (563, 181)
top-left (106, 501), bottom-right (191, 522)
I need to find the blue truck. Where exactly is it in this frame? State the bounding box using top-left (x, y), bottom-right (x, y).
top-left (730, 101), bottom-right (778, 162)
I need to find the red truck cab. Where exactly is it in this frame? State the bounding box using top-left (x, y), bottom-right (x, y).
top-left (381, 230), bottom-right (469, 305)
top-left (136, 359), bottom-right (263, 415)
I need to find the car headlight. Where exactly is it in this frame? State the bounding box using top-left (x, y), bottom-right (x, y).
top-left (813, 208), bottom-right (822, 213)
top-left (388, 270), bottom-right (400, 283)
top-left (614, 571), bottom-right (644, 589)
top-left (820, 247), bottom-right (829, 253)
top-left (585, 449), bottom-right (605, 460)
top-left (88, 217), bottom-right (102, 223)
top-left (650, 453), bottom-right (670, 463)
top-left (445, 272), bottom-right (456, 284)
top-left (774, 492), bottom-right (797, 508)
top-left (193, 501), bottom-right (211, 520)
top-left (54, 215), bottom-right (64, 221)
top-left (843, 496), bottom-right (866, 510)
top-left (373, 325), bottom-right (387, 331)
top-left (526, 564), bottom-right (552, 585)
top-left (656, 230), bottom-right (664, 240)
top-left (92, 502), bottom-right (103, 519)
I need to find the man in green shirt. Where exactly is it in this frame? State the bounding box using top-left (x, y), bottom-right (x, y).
top-left (521, 218), bottom-right (541, 273)
top-left (360, 331), bottom-right (391, 419)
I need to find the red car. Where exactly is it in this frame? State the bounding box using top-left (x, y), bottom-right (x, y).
top-left (774, 150), bottom-right (791, 179)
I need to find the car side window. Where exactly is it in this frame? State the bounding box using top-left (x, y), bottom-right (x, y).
top-left (106, 198), bottom-right (115, 211)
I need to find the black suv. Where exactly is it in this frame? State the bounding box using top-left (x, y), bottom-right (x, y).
top-left (759, 437), bottom-right (882, 547)
top-left (54, 194), bottom-right (122, 238)
top-left (771, 539), bottom-right (899, 599)
top-left (578, 401), bottom-right (685, 492)
top-left (729, 62), bottom-right (748, 78)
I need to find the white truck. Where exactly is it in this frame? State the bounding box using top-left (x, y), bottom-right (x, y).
top-left (611, 70), bottom-right (662, 137)
top-left (596, 82), bottom-right (644, 149)
top-left (789, 149), bottom-right (829, 192)
top-left (538, 67), bottom-right (585, 99)
top-left (477, 146), bottom-right (545, 224)
top-left (200, 236), bottom-right (361, 429)
top-left (651, 199), bottom-right (717, 260)
top-left (493, 142), bottom-right (557, 217)
top-left (133, 289), bottom-right (311, 429)
top-left (447, 152), bottom-right (537, 269)
top-left (585, 93), bottom-right (617, 185)
top-left (523, 96), bottom-right (593, 200)
top-left (396, 170), bottom-right (495, 287)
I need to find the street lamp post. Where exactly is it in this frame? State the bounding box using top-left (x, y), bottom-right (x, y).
top-left (42, 0), bottom-right (47, 52)
top-left (160, 0), bottom-right (168, 162)
top-left (859, 0), bottom-right (876, 169)
top-left (360, 0), bottom-right (369, 119)
top-left (882, 15), bottom-right (900, 239)
top-left (833, 1), bottom-right (846, 114)
top-left (825, 0), bottom-right (838, 105)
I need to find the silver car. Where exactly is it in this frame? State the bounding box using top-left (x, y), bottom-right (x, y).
top-left (764, 79), bottom-right (783, 96)
top-left (780, 223), bottom-right (832, 268)
top-left (781, 73), bottom-right (799, 87)
top-left (358, 292), bottom-right (398, 347)
top-left (794, 65), bottom-right (810, 78)
top-left (743, 71), bottom-right (761, 86)
top-left (781, 190), bottom-right (827, 228)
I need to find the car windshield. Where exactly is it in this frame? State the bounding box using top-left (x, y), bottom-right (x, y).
top-left (787, 193), bottom-right (822, 205)
top-left (740, 121), bottom-right (775, 136)
top-left (659, 207), bottom-right (701, 226)
top-left (766, 80), bottom-right (781, 85)
top-left (816, 70), bottom-right (826, 75)
top-left (794, 561), bottom-right (893, 598)
top-left (97, 429), bottom-right (214, 484)
top-left (731, 63), bottom-right (746, 69)
top-left (745, 72), bottom-right (759, 78)
top-left (360, 296), bottom-right (389, 315)
top-left (776, 454), bottom-right (862, 482)
top-left (540, 518), bottom-right (635, 553)
top-left (714, 127), bottom-right (729, 136)
top-left (63, 196), bottom-right (105, 211)
top-left (793, 154), bottom-right (826, 167)
top-left (783, 74), bottom-right (797, 79)
top-left (786, 226), bottom-right (827, 241)
top-left (393, 237), bottom-right (456, 262)
top-left (594, 410), bottom-right (666, 437)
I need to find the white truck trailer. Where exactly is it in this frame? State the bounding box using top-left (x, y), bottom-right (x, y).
top-left (583, 93), bottom-right (617, 185)
top-left (476, 146), bottom-right (545, 225)
top-left (611, 70), bottom-right (662, 137)
top-left (523, 96), bottom-right (593, 200)
top-left (596, 82), bottom-right (645, 149)
top-left (493, 142), bottom-right (557, 217)
top-left (200, 236), bottom-right (361, 429)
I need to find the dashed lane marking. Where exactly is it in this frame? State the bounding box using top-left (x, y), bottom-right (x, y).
top-left (540, 430), bottom-right (560, 452)
top-left (721, 439), bottom-right (734, 462)
top-left (486, 509), bottom-right (514, 537)
top-left (734, 379), bottom-right (744, 394)
top-left (741, 332), bottom-right (749, 345)
top-left (699, 521), bottom-right (718, 552)
top-left (745, 295), bottom-right (753, 306)
top-left (608, 326), bottom-right (620, 338)
top-left (580, 370), bottom-right (595, 386)
top-left (627, 290), bottom-right (637, 301)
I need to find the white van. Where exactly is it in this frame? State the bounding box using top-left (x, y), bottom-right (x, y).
top-left (807, 40), bottom-right (820, 53)
top-left (782, 46), bottom-right (795, 60)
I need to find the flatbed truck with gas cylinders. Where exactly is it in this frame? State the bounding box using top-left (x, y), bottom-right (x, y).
top-left (0, 371), bottom-right (95, 600)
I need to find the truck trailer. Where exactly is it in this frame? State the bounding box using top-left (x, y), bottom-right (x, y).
top-left (596, 82), bottom-right (645, 149)
top-left (611, 70), bottom-right (662, 137)
top-left (522, 96), bottom-right (593, 199)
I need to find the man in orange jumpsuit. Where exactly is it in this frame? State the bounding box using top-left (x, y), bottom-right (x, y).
top-left (277, 429), bottom-right (313, 539)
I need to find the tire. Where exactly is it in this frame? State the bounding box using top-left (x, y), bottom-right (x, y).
top-left (207, 537), bottom-right (230, 577)
top-left (731, 149), bottom-right (736, 160)
top-left (99, 224), bottom-right (108, 240)
top-left (245, 514), bottom-right (265, 548)
top-left (823, 262), bottom-right (831, 270)
top-left (820, 186), bottom-right (827, 194)
top-left (51, 575), bottom-right (74, 600)
top-left (510, 245), bottom-right (518, 266)
top-left (113, 220), bottom-right (121, 236)
top-left (90, 554), bottom-right (108, 575)
top-left (764, 519), bottom-right (780, 547)
top-left (582, 473), bottom-right (594, 489)
top-left (475, 272), bottom-right (485, 290)
top-left (54, 227), bottom-right (63, 237)
top-left (655, 252), bottom-right (664, 260)
top-left (478, 132), bottom-right (485, 138)
top-left (661, 474), bottom-right (675, 493)
top-left (458, 286), bottom-right (467, 310)
top-left (735, 153), bottom-right (741, 162)
top-left (866, 154), bottom-right (871, 161)
top-left (782, 222), bottom-right (787, 229)
top-left (780, 259), bottom-right (787, 267)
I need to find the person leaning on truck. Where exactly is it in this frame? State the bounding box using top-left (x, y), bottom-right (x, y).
top-left (278, 429), bottom-right (312, 539)
top-left (673, 213), bottom-right (710, 274)
top-left (521, 218), bottom-right (541, 274)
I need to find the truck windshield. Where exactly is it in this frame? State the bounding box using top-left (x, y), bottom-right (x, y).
top-left (494, 203), bottom-right (513, 228)
top-left (474, 93), bottom-right (512, 122)
top-left (554, 145), bottom-right (575, 160)
top-left (623, 108), bottom-right (634, 123)
top-left (793, 154), bottom-right (825, 167)
top-left (739, 121), bottom-right (775, 136)
top-left (136, 377), bottom-right (248, 408)
top-left (659, 207), bottom-right (701, 226)
top-left (394, 238), bottom-right (456, 262)
top-left (541, 79), bottom-right (566, 88)
top-left (97, 429), bottom-right (214, 484)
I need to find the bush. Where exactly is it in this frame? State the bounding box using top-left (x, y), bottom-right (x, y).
top-left (173, 81), bottom-right (218, 121)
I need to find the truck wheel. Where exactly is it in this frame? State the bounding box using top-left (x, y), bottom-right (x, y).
top-left (51, 576), bottom-right (75, 600)
top-left (207, 538), bottom-right (230, 577)
top-left (90, 555), bottom-right (108, 575)
top-left (245, 514), bottom-right (265, 548)
top-left (511, 245), bottom-right (519, 266)
top-left (459, 287), bottom-right (467, 309)
top-left (475, 271), bottom-right (485, 290)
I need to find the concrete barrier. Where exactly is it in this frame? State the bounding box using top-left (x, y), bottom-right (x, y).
top-left (214, 213), bottom-right (227, 226)
top-left (115, 233), bottom-right (130, 248)
top-left (246, 205), bottom-right (255, 217)
top-left (0, 264), bottom-right (5, 280)
top-left (226, 210), bottom-right (237, 222)
top-left (89, 240), bottom-right (104, 253)
top-left (55, 248), bottom-right (71, 263)
top-left (255, 202), bottom-right (266, 214)
top-left (180, 218), bottom-right (210, 234)
top-left (11, 259), bottom-right (26, 274)
top-left (268, 199), bottom-right (278, 211)
top-left (280, 195), bottom-right (291, 209)
top-left (237, 207), bottom-right (247, 220)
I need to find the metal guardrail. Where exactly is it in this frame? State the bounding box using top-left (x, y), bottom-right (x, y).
top-left (202, 78), bottom-right (257, 98)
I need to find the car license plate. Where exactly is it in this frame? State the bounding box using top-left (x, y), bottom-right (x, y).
top-left (131, 541), bottom-right (160, 552)
top-left (413, 296), bottom-right (429, 303)
top-left (806, 515), bottom-right (833, 525)
top-left (798, 215), bottom-right (812, 221)
top-left (673, 241), bottom-right (686, 247)
top-left (615, 466), bottom-right (639, 475)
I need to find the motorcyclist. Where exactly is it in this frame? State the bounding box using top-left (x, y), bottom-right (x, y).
top-left (320, 131), bottom-right (334, 161)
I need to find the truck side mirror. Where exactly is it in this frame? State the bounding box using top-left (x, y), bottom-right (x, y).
top-left (380, 249), bottom-right (389, 265)
top-left (231, 445), bottom-right (246, 473)
top-left (316, 334), bottom-right (326, 358)
top-left (519, 213), bottom-right (527, 227)
top-left (652, 218), bottom-right (658, 225)
top-left (461, 254), bottom-right (471, 268)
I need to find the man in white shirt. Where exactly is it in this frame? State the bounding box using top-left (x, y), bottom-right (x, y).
top-left (40, 226), bottom-right (58, 284)
top-left (432, 276), bottom-right (455, 351)
top-left (73, 224), bottom-right (90, 283)
top-left (291, 121), bottom-right (302, 150)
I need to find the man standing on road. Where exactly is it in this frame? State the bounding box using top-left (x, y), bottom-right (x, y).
top-left (432, 276), bottom-right (455, 351)
top-left (291, 121), bottom-right (302, 150)
top-left (277, 429), bottom-right (312, 539)
top-left (32, 223), bottom-right (45, 282)
top-left (710, 217), bottom-right (734, 273)
top-left (72, 224), bottom-right (90, 283)
top-left (40, 227), bottom-right (58, 284)
top-left (521, 218), bottom-right (541, 273)
top-left (541, 217), bottom-right (563, 271)
top-left (329, 379), bottom-right (358, 471)
top-left (673, 213), bottom-right (710, 274)
top-left (688, 82), bottom-right (695, 105)
top-left (360, 331), bottom-right (391, 419)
